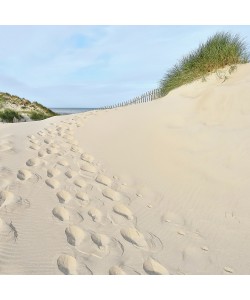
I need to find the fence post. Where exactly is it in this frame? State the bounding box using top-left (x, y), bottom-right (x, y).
top-left (102, 88), bottom-right (162, 109)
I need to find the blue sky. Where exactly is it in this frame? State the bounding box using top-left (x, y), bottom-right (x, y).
top-left (0, 25), bottom-right (250, 108)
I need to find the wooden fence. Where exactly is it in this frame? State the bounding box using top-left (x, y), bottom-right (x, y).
top-left (101, 88), bottom-right (161, 110)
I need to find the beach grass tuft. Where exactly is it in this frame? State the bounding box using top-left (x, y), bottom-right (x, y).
top-left (29, 111), bottom-right (48, 121)
top-left (160, 32), bottom-right (249, 96)
top-left (0, 109), bottom-right (22, 122)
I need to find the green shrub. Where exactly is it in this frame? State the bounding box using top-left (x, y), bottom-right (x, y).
top-left (29, 111), bottom-right (49, 120)
top-left (160, 32), bottom-right (249, 96)
top-left (0, 109), bottom-right (22, 122)
top-left (32, 101), bottom-right (57, 116)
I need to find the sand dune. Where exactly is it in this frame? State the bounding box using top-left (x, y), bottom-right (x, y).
top-left (1, 64), bottom-right (250, 274)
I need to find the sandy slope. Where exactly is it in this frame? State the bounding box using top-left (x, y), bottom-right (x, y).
top-left (1, 64), bottom-right (250, 274)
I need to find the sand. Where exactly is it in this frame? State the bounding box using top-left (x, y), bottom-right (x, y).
top-left (1, 63), bottom-right (250, 274)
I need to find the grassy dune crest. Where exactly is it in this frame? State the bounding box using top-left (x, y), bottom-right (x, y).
top-left (0, 92), bottom-right (57, 122)
top-left (160, 32), bottom-right (250, 96)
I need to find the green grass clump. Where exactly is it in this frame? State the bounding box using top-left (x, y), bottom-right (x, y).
top-left (32, 101), bottom-right (57, 116)
top-left (160, 32), bottom-right (249, 96)
top-left (29, 111), bottom-right (49, 120)
top-left (0, 109), bottom-right (22, 122)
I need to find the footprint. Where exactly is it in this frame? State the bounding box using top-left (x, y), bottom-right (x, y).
top-left (29, 139), bottom-right (40, 145)
top-left (45, 178), bottom-right (60, 189)
top-left (29, 145), bottom-right (40, 151)
top-left (224, 267), bottom-right (234, 274)
top-left (80, 163), bottom-right (97, 173)
top-left (81, 153), bottom-right (94, 163)
top-left (50, 143), bottom-right (60, 149)
top-left (56, 190), bottom-right (72, 203)
top-left (109, 266), bottom-right (126, 275)
top-left (88, 208), bottom-right (102, 222)
top-left (44, 138), bottom-right (52, 144)
top-left (201, 246), bottom-right (209, 251)
top-left (46, 148), bottom-right (59, 155)
top-left (95, 174), bottom-right (112, 187)
top-left (65, 170), bottom-right (78, 179)
top-left (76, 192), bottom-right (89, 204)
top-left (0, 191), bottom-right (15, 207)
top-left (143, 257), bottom-right (169, 275)
top-left (38, 150), bottom-right (47, 157)
top-left (62, 134), bottom-right (74, 140)
top-left (26, 158), bottom-right (40, 167)
top-left (113, 203), bottom-right (133, 220)
top-left (65, 225), bottom-right (85, 246)
top-left (47, 168), bottom-right (61, 178)
top-left (177, 230), bottom-right (186, 236)
top-left (44, 128), bottom-right (54, 134)
top-left (70, 145), bottom-right (81, 153)
top-left (17, 169), bottom-right (32, 181)
top-left (52, 206), bottom-right (70, 221)
top-left (38, 131), bottom-right (46, 136)
top-left (91, 232), bottom-right (109, 249)
top-left (120, 227), bottom-right (147, 247)
top-left (73, 177), bottom-right (87, 188)
top-left (57, 159), bottom-right (69, 167)
top-left (102, 188), bottom-right (121, 201)
top-left (57, 254), bottom-right (77, 275)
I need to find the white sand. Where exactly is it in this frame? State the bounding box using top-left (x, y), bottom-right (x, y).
top-left (1, 64), bottom-right (250, 274)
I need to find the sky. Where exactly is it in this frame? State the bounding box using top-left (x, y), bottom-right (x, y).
top-left (0, 25), bottom-right (250, 108)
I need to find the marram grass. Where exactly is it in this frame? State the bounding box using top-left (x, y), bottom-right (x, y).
top-left (29, 111), bottom-right (48, 121)
top-left (160, 32), bottom-right (249, 96)
top-left (0, 109), bottom-right (22, 122)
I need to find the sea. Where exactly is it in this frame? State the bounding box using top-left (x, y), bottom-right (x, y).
top-left (49, 108), bottom-right (97, 115)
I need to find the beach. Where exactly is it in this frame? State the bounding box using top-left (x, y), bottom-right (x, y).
top-left (1, 63), bottom-right (250, 274)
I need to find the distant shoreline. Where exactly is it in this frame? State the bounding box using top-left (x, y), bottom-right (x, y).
top-left (49, 107), bottom-right (97, 115)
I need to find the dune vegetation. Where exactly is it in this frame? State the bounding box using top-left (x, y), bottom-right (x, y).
top-left (160, 32), bottom-right (250, 96)
top-left (0, 109), bottom-right (22, 122)
top-left (29, 111), bottom-right (50, 121)
top-left (0, 92), bottom-right (57, 122)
